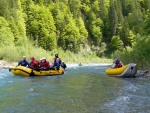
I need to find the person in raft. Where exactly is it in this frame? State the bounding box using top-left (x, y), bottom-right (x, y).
top-left (18, 56), bottom-right (30, 67)
top-left (112, 58), bottom-right (124, 68)
top-left (53, 54), bottom-right (67, 69)
top-left (55, 58), bottom-right (60, 70)
top-left (29, 57), bottom-right (39, 69)
top-left (54, 54), bottom-right (62, 64)
top-left (40, 58), bottom-right (50, 70)
top-left (50, 57), bottom-right (60, 70)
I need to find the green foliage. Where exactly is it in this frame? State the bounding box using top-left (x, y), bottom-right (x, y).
top-left (127, 0), bottom-right (143, 33)
top-left (144, 13), bottom-right (150, 35)
top-left (1, 0), bottom-right (26, 42)
top-left (76, 17), bottom-right (88, 45)
top-left (110, 35), bottom-right (124, 51)
top-left (0, 0), bottom-right (150, 66)
top-left (68, 0), bottom-right (81, 18)
top-left (119, 19), bottom-right (130, 46)
top-left (62, 17), bottom-right (80, 52)
top-left (99, 42), bottom-right (107, 57)
top-left (90, 18), bottom-right (103, 46)
top-left (51, 1), bottom-right (89, 53)
top-left (25, 4), bottom-right (57, 50)
top-left (0, 45), bottom-right (111, 63)
top-left (108, 0), bottom-right (118, 36)
top-left (127, 30), bottom-right (136, 46)
top-left (0, 17), bottom-right (14, 46)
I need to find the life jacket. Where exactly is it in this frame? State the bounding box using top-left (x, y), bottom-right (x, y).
top-left (54, 57), bottom-right (61, 64)
top-left (115, 61), bottom-right (122, 68)
top-left (30, 60), bottom-right (39, 68)
top-left (21, 60), bottom-right (27, 66)
top-left (41, 61), bottom-right (50, 69)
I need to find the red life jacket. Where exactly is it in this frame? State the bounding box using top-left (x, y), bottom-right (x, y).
top-left (41, 61), bottom-right (50, 69)
top-left (115, 63), bottom-right (121, 68)
top-left (115, 62), bottom-right (122, 68)
top-left (30, 60), bottom-right (39, 68)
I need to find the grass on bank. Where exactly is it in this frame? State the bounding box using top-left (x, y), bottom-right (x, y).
top-left (0, 45), bottom-right (112, 65)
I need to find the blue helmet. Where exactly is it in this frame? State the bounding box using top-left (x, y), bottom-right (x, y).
top-left (114, 58), bottom-right (119, 63)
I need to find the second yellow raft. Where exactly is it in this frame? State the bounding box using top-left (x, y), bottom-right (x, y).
top-left (105, 63), bottom-right (137, 77)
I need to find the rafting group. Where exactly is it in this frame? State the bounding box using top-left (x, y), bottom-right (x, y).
top-left (9, 54), bottom-right (67, 76)
top-left (9, 55), bottom-right (137, 77)
top-left (17, 54), bottom-right (66, 70)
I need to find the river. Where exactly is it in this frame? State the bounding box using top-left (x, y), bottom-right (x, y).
top-left (0, 64), bottom-right (150, 113)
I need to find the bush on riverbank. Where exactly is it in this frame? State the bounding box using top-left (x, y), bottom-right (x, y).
top-left (0, 44), bottom-right (112, 64)
top-left (112, 37), bottom-right (150, 69)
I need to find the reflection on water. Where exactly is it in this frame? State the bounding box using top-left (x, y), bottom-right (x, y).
top-left (0, 65), bottom-right (150, 113)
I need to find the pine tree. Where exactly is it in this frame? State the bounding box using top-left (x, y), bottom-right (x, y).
top-left (144, 13), bottom-right (150, 35)
top-left (68, 0), bottom-right (81, 18)
top-left (108, 0), bottom-right (118, 36)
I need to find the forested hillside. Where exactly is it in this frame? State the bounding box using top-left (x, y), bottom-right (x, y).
top-left (0, 0), bottom-right (150, 67)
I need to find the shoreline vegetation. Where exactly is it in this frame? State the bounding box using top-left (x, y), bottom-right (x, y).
top-left (0, 45), bottom-right (113, 67)
top-left (0, 40), bottom-right (149, 70)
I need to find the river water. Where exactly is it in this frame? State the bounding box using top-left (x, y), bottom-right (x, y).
top-left (0, 64), bottom-right (150, 113)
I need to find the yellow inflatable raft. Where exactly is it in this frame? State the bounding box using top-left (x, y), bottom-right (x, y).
top-left (105, 63), bottom-right (137, 77)
top-left (9, 66), bottom-right (65, 76)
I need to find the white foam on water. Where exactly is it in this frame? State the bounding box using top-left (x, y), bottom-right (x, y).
top-left (0, 73), bottom-right (8, 79)
top-left (124, 83), bottom-right (138, 93)
top-left (103, 80), bottom-right (150, 113)
top-left (104, 95), bottom-right (130, 113)
top-left (84, 63), bottom-right (111, 66)
top-left (0, 71), bottom-right (13, 86)
top-left (28, 88), bottom-right (34, 92)
top-left (66, 64), bottom-right (79, 68)
top-left (8, 81), bottom-right (13, 83)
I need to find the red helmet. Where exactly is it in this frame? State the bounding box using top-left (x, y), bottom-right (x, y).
top-left (30, 57), bottom-right (35, 61)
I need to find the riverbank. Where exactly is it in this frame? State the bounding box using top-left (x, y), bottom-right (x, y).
top-left (135, 70), bottom-right (150, 77)
top-left (0, 60), bottom-right (17, 69)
